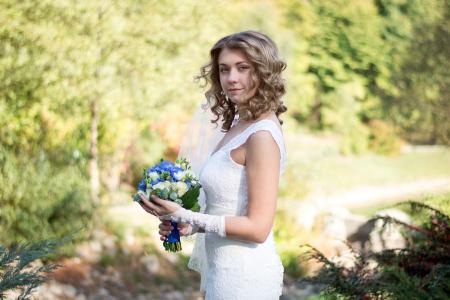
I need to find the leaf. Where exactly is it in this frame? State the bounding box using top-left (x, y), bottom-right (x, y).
top-left (180, 186), bottom-right (200, 210)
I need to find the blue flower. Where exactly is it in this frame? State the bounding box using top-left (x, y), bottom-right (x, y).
top-left (151, 177), bottom-right (162, 185)
top-left (157, 161), bottom-right (175, 170)
top-left (185, 181), bottom-right (192, 189)
top-left (138, 179), bottom-right (146, 192)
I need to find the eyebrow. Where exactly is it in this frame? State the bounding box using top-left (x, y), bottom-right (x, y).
top-left (219, 61), bottom-right (249, 66)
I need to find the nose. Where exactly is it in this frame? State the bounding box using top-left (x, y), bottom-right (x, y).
top-left (227, 68), bottom-right (238, 83)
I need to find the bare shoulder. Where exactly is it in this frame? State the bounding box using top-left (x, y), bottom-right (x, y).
top-left (246, 129), bottom-right (280, 158)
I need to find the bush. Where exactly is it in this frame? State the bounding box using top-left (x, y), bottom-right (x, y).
top-left (274, 208), bottom-right (309, 278)
top-left (300, 199), bottom-right (450, 299)
top-left (0, 148), bottom-right (95, 250)
top-left (367, 119), bottom-right (403, 156)
top-left (339, 123), bottom-right (370, 156)
top-left (320, 82), bottom-right (370, 155)
top-left (0, 236), bottom-right (68, 299)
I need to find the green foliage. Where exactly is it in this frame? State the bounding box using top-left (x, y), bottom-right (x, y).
top-left (284, 0), bottom-right (390, 125)
top-left (367, 119), bottom-right (403, 155)
top-left (1, 0), bottom-right (449, 261)
top-left (300, 199), bottom-right (450, 299)
top-left (274, 208), bottom-right (309, 277)
top-left (283, 0), bottom-right (449, 150)
top-left (321, 82), bottom-right (370, 155)
top-left (0, 236), bottom-right (68, 299)
top-left (384, 0), bottom-right (450, 145)
top-left (180, 186), bottom-right (201, 212)
top-left (0, 147), bottom-right (94, 248)
top-left (0, 0), bottom-right (262, 206)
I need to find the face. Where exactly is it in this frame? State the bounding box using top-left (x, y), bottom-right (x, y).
top-left (218, 48), bottom-right (258, 106)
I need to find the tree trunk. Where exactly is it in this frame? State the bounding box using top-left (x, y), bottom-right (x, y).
top-left (89, 99), bottom-right (100, 205)
top-left (88, 2), bottom-right (108, 206)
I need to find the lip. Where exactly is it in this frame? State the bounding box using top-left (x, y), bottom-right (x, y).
top-left (228, 88), bottom-right (243, 93)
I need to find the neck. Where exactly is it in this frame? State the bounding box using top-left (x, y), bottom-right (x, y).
top-left (235, 109), bottom-right (275, 125)
top-left (237, 110), bottom-right (245, 120)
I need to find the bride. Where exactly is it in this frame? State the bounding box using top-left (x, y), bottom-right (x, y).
top-left (138, 30), bottom-right (287, 300)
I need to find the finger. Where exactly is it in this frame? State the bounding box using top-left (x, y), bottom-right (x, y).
top-left (139, 202), bottom-right (153, 213)
top-left (162, 224), bottom-right (174, 231)
top-left (159, 218), bottom-right (174, 225)
top-left (140, 194), bottom-right (153, 206)
top-left (140, 195), bottom-right (160, 213)
top-left (159, 223), bottom-right (173, 231)
top-left (139, 202), bottom-right (157, 216)
top-left (160, 236), bottom-right (167, 241)
top-left (151, 195), bottom-right (166, 206)
top-left (159, 216), bottom-right (172, 226)
top-left (159, 230), bottom-right (171, 236)
top-left (138, 192), bottom-right (150, 202)
top-left (139, 203), bottom-right (153, 215)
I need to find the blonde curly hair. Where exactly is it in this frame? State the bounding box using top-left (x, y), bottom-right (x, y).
top-left (196, 30), bottom-right (287, 132)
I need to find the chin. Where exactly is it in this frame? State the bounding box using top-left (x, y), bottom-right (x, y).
top-left (230, 96), bottom-right (247, 106)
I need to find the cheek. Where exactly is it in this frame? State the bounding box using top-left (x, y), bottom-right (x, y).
top-left (245, 72), bottom-right (257, 90)
top-left (219, 74), bottom-right (227, 88)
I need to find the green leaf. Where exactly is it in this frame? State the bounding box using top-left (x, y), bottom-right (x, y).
top-left (180, 186), bottom-right (200, 209)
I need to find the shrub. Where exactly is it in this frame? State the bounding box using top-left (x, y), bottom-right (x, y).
top-left (0, 236), bottom-right (68, 299)
top-left (339, 123), bottom-right (370, 156)
top-left (367, 120), bottom-right (403, 156)
top-left (274, 208), bottom-right (309, 278)
top-left (0, 148), bottom-right (95, 250)
top-left (299, 200), bottom-right (450, 299)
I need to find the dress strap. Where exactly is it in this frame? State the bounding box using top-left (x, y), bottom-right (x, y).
top-left (225, 119), bottom-right (286, 174)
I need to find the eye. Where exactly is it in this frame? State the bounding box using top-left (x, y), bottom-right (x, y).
top-left (238, 65), bottom-right (250, 71)
top-left (219, 68), bottom-right (229, 73)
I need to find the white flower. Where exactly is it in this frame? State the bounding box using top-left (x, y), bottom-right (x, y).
top-left (173, 171), bottom-right (184, 181)
top-left (185, 170), bottom-right (195, 178)
top-left (168, 182), bottom-right (177, 190)
top-left (176, 181), bottom-right (188, 197)
top-left (153, 181), bottom-right (171, 190)
top-left (149, 172), bottom-right (159, 181)
top-left (152, 182), bottom-right (165, 190)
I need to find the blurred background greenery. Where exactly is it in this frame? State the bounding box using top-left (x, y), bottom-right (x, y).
top-left (1, 0), bottom-right (449, 298)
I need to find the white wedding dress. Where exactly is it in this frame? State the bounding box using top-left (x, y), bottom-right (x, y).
top-left (194, 118), bottom-right (286, 300)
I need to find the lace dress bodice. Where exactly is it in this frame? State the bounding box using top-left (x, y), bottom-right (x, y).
top-left (196, 119), bottom-right (285, 300)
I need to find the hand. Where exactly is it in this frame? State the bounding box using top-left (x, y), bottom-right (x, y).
top-left (138, 193), bottom-right (182, 218)
top-left (158, 220), bottom-right (192, 241)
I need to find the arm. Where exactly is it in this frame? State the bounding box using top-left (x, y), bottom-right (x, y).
top-left (140, 131), bottom-right (280, 243)
top-left (224, 130), bottom-right (280, 243)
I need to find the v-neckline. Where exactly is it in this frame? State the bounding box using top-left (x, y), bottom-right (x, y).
top-left (209, 118), bottom-right (279, 157)
top-left (210, 127), bottom-right (249, 158)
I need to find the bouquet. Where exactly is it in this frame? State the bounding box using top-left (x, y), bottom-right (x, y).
top-left (133, 158), bottom-right (201, 252)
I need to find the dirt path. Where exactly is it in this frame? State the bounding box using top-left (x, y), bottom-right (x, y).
top-left (299, 177), bottom-right (450, 209)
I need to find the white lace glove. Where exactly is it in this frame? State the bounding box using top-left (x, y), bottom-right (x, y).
top-left (184, 224), bottom-right (199, 236)
top-left (163, 208), bottom-right (226, 237)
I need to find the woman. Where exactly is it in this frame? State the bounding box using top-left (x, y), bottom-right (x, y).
top-left (139, 30), bottom-right (287, 299)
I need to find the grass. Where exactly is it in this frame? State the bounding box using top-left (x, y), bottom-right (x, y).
top-left (350, 192), bottom-right (450, 218)
top-left (307, 151), bottom-right (450, 192)
top-left (280, 120), bottom-right (450, 199)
